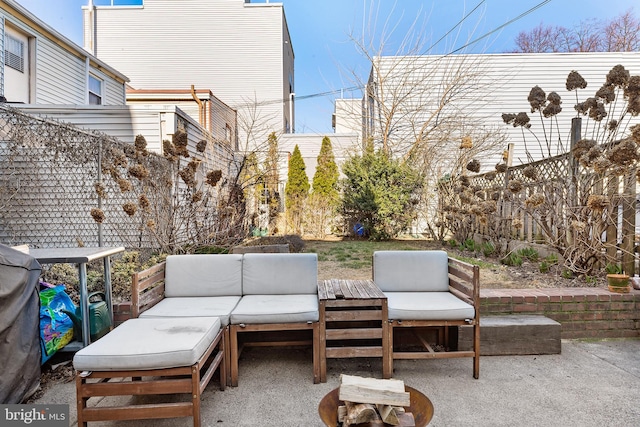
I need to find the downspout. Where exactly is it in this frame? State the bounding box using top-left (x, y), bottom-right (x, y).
top-left (190, 84), bottom-right (205, 130)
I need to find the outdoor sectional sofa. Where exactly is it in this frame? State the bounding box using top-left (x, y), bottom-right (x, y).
top-left (373, 250), bottom-right (481, 378)
top-left (131, 252), bottom-right (320, 386)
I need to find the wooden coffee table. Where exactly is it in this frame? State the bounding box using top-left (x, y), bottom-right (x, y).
top-left (318, 385), bottom-right (434, 427)
top-left (318, 279), bottom-right (390, 382)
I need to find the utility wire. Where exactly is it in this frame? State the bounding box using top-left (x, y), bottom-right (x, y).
top-left (233, 0), bottom-right (553, 109)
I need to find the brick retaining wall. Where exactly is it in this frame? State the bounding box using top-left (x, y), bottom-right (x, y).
top-left (480, 288), bottom-right (640, 339)
top-left (113, 288), bottom-right (640, 339)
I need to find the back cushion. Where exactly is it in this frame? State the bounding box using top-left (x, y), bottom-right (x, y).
top-left (242, 253), bottom-right (318, 295)
top-left (165, 254), bottom-right (243, 297)
top-left (373, 250), bottom-right (449, 292)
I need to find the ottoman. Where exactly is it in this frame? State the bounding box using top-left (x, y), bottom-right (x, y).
top-left (73, 317), bottom-right (225, 427)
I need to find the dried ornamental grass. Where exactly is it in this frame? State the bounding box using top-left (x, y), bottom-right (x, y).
top-left (589, 102), bottom-right (607, 121)
top-left (196, 139), bottom-right (207, 153)
top-left (191, 191), bottom-right (203, 203)
top-left (566, 71), bottom-right (587, 91)
top-left (606, 64), bottom-right (630, 88)
top-left (466, 159), bottom-right (481, 173)
top-left (507, 180), bottom-right (523, 193)
top-left (525, 193), bottom-right (545, 208)
top-left (608, 138), bottom-right (639, 167)
top-left (94, 182), bottom-right (107, 199)
top-left (117, 178), bottom-right (133, 192)
top-left (128, 164), bottom-right (150, 180)
top-left (593, 157), bottom-right (612, 174)
top-left (139, 194), bottom-right (150, 211)
top-left (587, 195), bottom-right (609, 212)
top-left (123, 202), bottom-right (137, 216)
top-left (134, 134), bottom-right (147, 152)
top-left (528, 86), bottom-right (546, 112)
top-left (172, 130), bottom-right (189, 157)
top-left (596, 84), bottom-right (615, 104)
top-left (90, 208), bottom-right (105, 223)
top-left (206, 170), bottom-right (223, 187)
top-left (572, 139), bottom-right (596, 159)
top-left (523, 165), bottom-right (538, 180)
top-left (571, 221), bottom-right (587, 232)
top-left (179, 167), bottom-right (196, 187)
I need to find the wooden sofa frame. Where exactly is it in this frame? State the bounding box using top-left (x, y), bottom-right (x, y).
top-left (131, 259), bottom-right (320, 387)
top-left (75, 326), bottom-right (225, 427)
top-left (381, 257), bottom-right (480, 379)
top-left (131, 261), bottom-right (235, 385)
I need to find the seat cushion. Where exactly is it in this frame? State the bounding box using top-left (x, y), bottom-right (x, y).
top-left (165, 254), bottom-right (243, 297)
top-left (230, 294), bottom-right (319, 324)
top-left (385, 292), bottom-right (475, 321)
top-left (242, 253), bottom-right (317, 295)
top-left (139, 296), bottom-right (240, 326)
top-left (73, 317), bottom-right (221, 371)
top-left (373, 250), bottom-right (450, 292)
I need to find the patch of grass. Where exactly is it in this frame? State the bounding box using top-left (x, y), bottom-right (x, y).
top-left (516, 247), bottom-right (539, 262)
top-left (451, 254), bottom-right (499, 270)
top-left (501, 252), bottom-right (523, 267)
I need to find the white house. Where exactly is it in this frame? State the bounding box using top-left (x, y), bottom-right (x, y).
top-left (359, 52), bottom-right (640, 174)
top-left (0, 0), bottom-right (128, 105)
top-left (83, 0), bottom-right (295, 148)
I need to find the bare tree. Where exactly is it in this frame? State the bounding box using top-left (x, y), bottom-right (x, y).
top-left (341, 2), bottom-right (507, 236)
top-left (513, 9), bottom-right (640, 53)
top-left (603, 10), bottom-right (640, 52)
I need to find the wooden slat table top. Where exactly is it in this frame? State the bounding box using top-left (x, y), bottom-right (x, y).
top-left (318, 279), bottom-right (386, 301)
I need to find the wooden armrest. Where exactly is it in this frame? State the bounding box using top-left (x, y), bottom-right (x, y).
top-left (448, 257), bottom-right (480, 308)
top-left (131, 261), bottom-right (166, 318)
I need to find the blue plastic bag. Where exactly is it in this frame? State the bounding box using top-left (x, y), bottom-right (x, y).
top-left (39, 282), bottom-right (76, 364)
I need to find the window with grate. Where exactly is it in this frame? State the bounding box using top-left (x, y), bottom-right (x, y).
top-left (5, 34), bottom-right (24, 73)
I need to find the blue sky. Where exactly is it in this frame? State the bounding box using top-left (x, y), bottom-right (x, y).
top-left (14, 0), bottom-right (639, 133)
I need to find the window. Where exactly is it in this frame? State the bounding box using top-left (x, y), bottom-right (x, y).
top-left (88, 75), bottom-right (103, 105)
top-left (5, 34), bottom-right (24, 73)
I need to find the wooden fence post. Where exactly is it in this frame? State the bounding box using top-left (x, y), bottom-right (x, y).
top-left (622, 170), bottom-right (636, 276)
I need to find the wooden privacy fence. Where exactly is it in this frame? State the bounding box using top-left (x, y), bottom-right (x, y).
top-left (457, 148), bottom-right (637, 275)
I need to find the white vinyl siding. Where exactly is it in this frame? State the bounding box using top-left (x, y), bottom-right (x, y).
top-left (90, 0), bottom-right (290, 145)
top-left (369, 52), bottom-right (640, 170)
top-left (0, 6), bottom-right (128, 106)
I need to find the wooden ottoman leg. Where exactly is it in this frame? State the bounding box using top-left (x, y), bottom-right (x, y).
top-left (76, 374), bottom-right (88, 427)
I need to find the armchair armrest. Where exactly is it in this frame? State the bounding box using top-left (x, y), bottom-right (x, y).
top-left (448, 257), bottom-right (480, 309)
top-left (131, 262), bottom-right (166, 318)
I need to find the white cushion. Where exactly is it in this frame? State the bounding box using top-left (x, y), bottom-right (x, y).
top-left (139, 296), bottom-right (240, 326)
top-left (165, 254), bottom-right (242, 297)
top-left (230, 294), bottom-right (319, 324)
top-left (385, 292), bottom-right (475, 321)
top-left (242, 253), bottom-right (318, 295)
top-left (373, 250), bottom-right (450, 292)
top-left (73, 317), bottom-right (221, 371)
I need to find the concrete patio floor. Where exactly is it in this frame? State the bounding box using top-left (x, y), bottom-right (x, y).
top-left (34, 338), bottom-right (640, 426)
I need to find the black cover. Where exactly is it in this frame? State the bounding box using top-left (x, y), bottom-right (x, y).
top-left (0, 244), bottom-right (42, 403)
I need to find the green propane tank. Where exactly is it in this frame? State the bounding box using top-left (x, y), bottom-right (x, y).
top-left (64, 292), bottom-right (111, 342)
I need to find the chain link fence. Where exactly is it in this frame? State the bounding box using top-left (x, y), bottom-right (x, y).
top-left (0, 105), bottom-right (244, 252)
